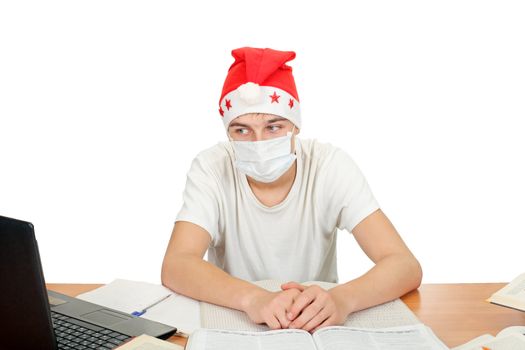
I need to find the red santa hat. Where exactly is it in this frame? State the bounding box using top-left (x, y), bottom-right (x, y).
top-left (219, 47), bottom-right (301, 129)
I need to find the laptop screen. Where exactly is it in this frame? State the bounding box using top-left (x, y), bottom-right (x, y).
top-left (0, 215), bottom-right (57, 350)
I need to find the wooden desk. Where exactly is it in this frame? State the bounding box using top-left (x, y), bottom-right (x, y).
top-left (47, 283), bottom-right (525, 348)
top-left (402, 283), bottom-right (525, 347)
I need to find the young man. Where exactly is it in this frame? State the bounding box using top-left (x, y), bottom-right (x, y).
top-left (162, 47), bottom-right (422, 332)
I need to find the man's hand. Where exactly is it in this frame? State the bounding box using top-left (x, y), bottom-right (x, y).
top-left (241, 288), bottom-right (303, 330)
top-left (281, 281), bottom-right (349, 332)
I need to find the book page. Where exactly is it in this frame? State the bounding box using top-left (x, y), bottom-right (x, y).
top-left (201, 280), bottom-right (419, 331)
top-left (496, 325), bottom-right (525, 338)
top-left (312, 324), bottom-right (448, 350)
top-left (78, 279), bottom-right (173, 314)
top-left (142, 293), bottom-right (201, 335)
top-left (489, 273), bottom-right (525, 310)
top-left (451, 334), bottom-right (495, 350)
top-left (482, 333), bottom-right (525, 349)
top-left (453, 326), bottom-right (525, 350)
top-left (187, 329), bottom-right (315, 350)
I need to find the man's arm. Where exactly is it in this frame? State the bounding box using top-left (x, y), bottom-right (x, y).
top-left (161, 221), bottom-right (300, 329)
top-left (283, 209), bottom-right (422, 331)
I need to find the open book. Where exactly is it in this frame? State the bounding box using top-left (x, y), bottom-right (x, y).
top-left (451, 326), bottom-right (525, 350)
top-left (186, 324), bottom-right (448, 350)
top-left (78, 279), bottom-right (420, 335)
top-left (487, 272), bottom-right (525, 312)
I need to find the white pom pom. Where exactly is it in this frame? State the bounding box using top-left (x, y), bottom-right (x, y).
top-left (238, 82), bottom-right (262, 105)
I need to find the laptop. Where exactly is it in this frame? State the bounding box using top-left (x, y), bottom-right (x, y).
top-left (0, 215), bottom-right (176, 350)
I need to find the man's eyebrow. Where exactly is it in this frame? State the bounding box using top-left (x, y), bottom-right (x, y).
top-left (229, 117), bottom-right (287, 128)
top-left (266, 117), bottom-right (287, 123)
top-left (228, 122), bottom-right (250, 128)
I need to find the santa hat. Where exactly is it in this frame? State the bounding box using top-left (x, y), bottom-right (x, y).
top-left (219, 47), bottom-right (301, 129)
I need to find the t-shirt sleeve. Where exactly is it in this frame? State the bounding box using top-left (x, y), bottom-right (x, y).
top-left (175, 155), bottom-right (221, 244)
top-left (321, 148), bottom-right (380, 234)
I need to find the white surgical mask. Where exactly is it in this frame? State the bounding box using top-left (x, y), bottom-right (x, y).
top-left (230, 128), bottom-right (296, 183)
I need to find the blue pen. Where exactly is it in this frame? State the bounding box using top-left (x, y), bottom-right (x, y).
top-left (131, 294), bottom-right (172, 317)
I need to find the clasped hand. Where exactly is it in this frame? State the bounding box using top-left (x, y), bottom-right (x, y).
top-left (243, 281), bottom-right (348, 332)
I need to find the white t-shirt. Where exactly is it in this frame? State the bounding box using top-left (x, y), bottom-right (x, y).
top-left (175, 138), bottom-right (380, 283)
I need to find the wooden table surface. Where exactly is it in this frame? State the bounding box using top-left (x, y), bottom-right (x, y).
top-left (47, 283), bottom-right (525, 348)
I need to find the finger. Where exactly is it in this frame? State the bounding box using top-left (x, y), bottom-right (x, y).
top-left (265, 314), bottom-right (281, 330)
top-left (287, 289), bottom-right (316, 320)
top-left (289, 300), bottom-right (324, 329)
top-left (275, 309), bottom-right (291, 329)
top-left (281, 281), bottom-right (306, 291)
top-left (302, 308), bottom-right (330, 332)
top-left (312, 315), bottom-right (337, 333)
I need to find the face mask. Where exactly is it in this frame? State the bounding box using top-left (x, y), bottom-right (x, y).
top-left (230, 129), bottom-right (296, 183)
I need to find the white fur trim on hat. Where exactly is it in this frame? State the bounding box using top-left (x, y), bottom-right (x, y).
top-left (220, 85), bottom-right (301, 129)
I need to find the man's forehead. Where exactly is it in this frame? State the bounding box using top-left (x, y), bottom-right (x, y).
top-left (229, 113), bottom-right (289, 126)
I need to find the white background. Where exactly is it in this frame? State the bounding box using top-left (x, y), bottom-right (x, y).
top-left (1, 1), bottom-right (524, 285)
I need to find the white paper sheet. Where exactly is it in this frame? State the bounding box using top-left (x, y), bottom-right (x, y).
top-left (77, 279), bottom-right (201, 334)
top-left (313, 324), bottom-right (449, 350)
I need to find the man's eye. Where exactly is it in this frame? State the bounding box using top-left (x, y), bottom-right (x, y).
top-left (268, 125), bottom-right (281, 132)
top-left (237, 129), bottom-right (249, 135)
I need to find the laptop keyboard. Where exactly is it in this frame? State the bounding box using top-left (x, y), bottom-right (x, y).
top-left (51, 311), bottom-right (132, 349)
